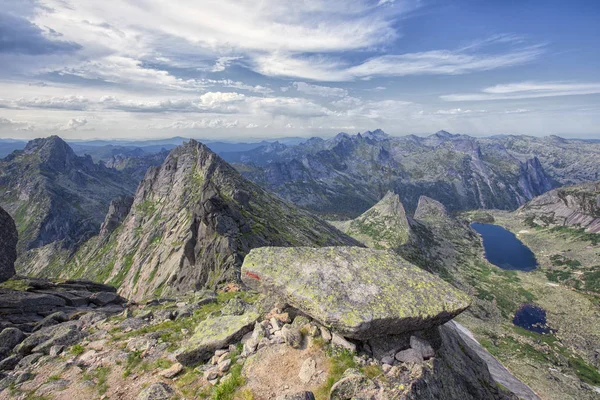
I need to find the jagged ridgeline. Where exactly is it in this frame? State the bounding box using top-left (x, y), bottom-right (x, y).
top-left (60, 140), bottom-right (361, 300)
top-left (0, 136), bottom-right (138, 275)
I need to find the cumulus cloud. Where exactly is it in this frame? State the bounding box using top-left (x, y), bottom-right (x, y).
top-left (150, 119), bottom-right (239, 129)
top-left (59, 117), bottom-right (88, 131)
top-left (441, 81), bottom-right (600, 101)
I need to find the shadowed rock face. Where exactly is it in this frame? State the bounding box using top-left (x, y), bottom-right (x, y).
top-left (242, 246), bottom-right (471, 339)
top-left (0, 207), bottom-right (17, 283)
top-left (65, 140), bottom-right (361, 300)
top-left (517, 181), bottom-right (600, 232)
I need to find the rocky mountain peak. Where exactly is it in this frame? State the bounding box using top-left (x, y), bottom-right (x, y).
top-left (414, 196), bottom-right (449, 220)
top-left (23, 135), bottom-right (80, 172)
top-left (363, 129), bottom-right (389, 140)
top-left (433, 130), bottom-right (455, 138)
top-left (69, 140), bottom-right (361, 300)
top-left (332, 191), bottom-right (412, 250)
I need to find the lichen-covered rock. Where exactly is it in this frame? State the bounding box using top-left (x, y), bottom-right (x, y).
top-left (176, 311), bottom-right (259, 366)
top-left (0, 207), bottom-right (17, 283)
top-left (329, 369), bottom-right (377, 400)
top-left (276, 392), bottom-right (316, 400)
top-left (16, 321), bottom-right (86, 355)
top-left (242, 247), bottom-right (471, 339)
top-left (137, 382), bottom-right (174, 400)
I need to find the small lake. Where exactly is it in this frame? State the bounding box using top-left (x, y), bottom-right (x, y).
top-left (471, 223), bottom-right (538, 271)
top-left (513, 303), bottom-right (554, 334)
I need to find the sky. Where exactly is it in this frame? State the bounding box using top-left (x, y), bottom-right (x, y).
top-left (0, 0), bottom-right (599, 140)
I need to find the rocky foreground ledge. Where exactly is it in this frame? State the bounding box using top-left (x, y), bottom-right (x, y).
top-left (0, 246), bottom-right (539, 399)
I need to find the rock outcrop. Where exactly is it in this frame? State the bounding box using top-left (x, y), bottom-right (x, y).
top-left (65, 140), bottom-right (361, 300)
top-left (331, 191), bottom-right (411, 249)
top-left (0, 207), bottom-right (17, 283)
top-left (413, 196), bottom-right (448, 220)
top-left (517, 181), bottom-right (600, 232)
top-left (242, 247), bottom-right (471, 339)
top-left (0, 136), bottom-right (138, 275)
top-left (98, 195), bottom-right (134, 239)
top-left (0, 277), bottom-right (126, 333)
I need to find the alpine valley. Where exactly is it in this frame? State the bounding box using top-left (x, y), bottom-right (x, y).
top-left (0, 131), bottom-right (599, 400)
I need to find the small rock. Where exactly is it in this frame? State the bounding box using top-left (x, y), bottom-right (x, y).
top-left (410, 336), bottom-right (435, 359)
top-left (137, 382), bottom-right (174, 400)
top-left (214, 349), bottom-right (228, 357)
top-left (319, 326), bottom-right (332, 342)
top-left (218, 359), bottom-right (231, 373)
top-left (159, 363), bottom-right (184, 379)
top-left (90, 292), bottom-right (121, 306)
top-left (382, 364), bottom-right (392, 373)
top-left (298, 357), bottom-right (316, 383)
top-left (395, 348), bottom-right (423, 364)
top-left (332, 333), bottom-right (356, 353)
top-left (281, 326), bottom-right (303, 349)
top-left (49, 345), bottom-right (64, 357)
top-left (276, 392), bottom-right (316, 400)
top-left (204, 369), bottom-right (218, 380)
top-left (0, 355), bottom-right (21, 371)
top-left (270, 317), bottom-right (282, 331)
top-left (16, 353), bottom-right (43, 370)
top-left (291, 315), bottom-right (310, 329)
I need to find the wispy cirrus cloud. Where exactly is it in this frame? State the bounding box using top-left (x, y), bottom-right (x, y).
top-left (254, 42), bottom-right (544, 81)
top-left (442, 81), bottom-right (600, 101)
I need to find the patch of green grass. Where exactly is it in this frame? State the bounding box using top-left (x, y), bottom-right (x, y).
top-left (569, 355), bottom-right (600, 385)
top-left (70, 344), bottom-right (85, 356)
top-left (46, 374), bottom-right (62, 382)
top-left (0, 278), bottom-right (29, 291)
top-left (122, 351), bottom-right (143, 378)
top-left (361, 364), bottom-right (383, 379)
top-left (211, 363), bottom-right (245, 400)
top-left (315, 347), bottom-right (357, 400)
top-left (83, 367), bottom-right (110, 395)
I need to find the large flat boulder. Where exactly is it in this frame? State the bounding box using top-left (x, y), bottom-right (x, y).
top-left (242, 247), bottom-right (470, 339)
top-left (0, 207), bottom-right (17, 283)
top-left (176, 311), bottom-right (259, 366)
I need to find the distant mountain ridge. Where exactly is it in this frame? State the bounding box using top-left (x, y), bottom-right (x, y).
top-left (226, 129), bottom-right (563, 217)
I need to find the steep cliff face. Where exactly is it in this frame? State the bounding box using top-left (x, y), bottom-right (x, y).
top-left (233, 130), bottom-right (556, 217)
top-left (517, 181), bottom-right (600, 232)
top-left (63, 140), bottom-right (361, 300)
top-left (0, 136), bottom-right (138, 275)
top-left (0, 206), bottom-right (17, 283)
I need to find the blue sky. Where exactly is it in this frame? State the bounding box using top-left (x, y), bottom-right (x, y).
top-left (0, 0), bottom-right (599, 139)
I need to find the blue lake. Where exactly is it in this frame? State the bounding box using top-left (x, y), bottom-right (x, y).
top-left (513, 303), bottom-right (554, 334)
top-left (471, 223), bottom-right (538, 271)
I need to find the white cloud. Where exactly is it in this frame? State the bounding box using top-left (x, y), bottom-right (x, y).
top-left (245, 123), bottom-right (259, 128)
top-left (210, 56), bottom-right (242, 72)
top-left (291, 82), bottom-right (348, 97)
top-left (0, 117), bottom-right (35, 131)
top-left (59, 117), bottom-right (88, 131)
top-left (442, 81), bottom-right (600, 101)
top-left (11, 96), bottom-right (89, 110)
top-left (150, 119), bottom-right (239, 129)
top-left (254, 45), bottom-right (544, 81)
